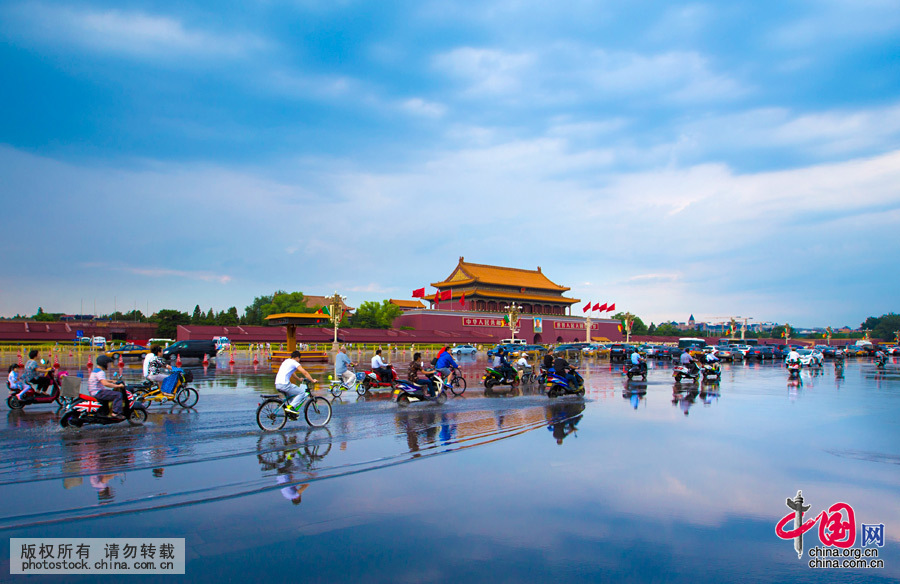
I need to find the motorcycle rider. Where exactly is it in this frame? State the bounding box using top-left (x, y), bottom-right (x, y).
top-left (542, 350), bottom-right (554, 372)
top-left (496, 349), bottom-right (517, 382)
top-left (679, 348), bottom-right (698, 374)
top-left (407, 352), bottom-right (436, 397)
top-left (275, 351), bottom-right (318, 413)
top-left (786, 347), bottom-right (801, 365)
top-left (630, 350), bottom-right (647, 374)
top-left (434, 346), bottom-right (459, 386)
top-left (23, 349), bottom-right (52, 393)
top-left (875, 349), bottom-right (887, 367)
top-left (553, 354), bottom-right (578, 387)
top-left (371, 349), bottom-right (393, 384)
top-left (90, 355), bottom-right (126, 420)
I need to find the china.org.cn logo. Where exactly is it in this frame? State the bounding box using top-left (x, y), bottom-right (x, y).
top-left (775, 490), bottom-right (885, 569)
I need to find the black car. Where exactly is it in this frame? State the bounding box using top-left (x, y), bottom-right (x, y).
top-left (816, 345), bottom-right (836, 358)
top-left (162, 340), bottom-right (217, 361)
top-left (609, 344), bottom-right (629, 362)
top-left (758, 346), bottom-right (776, 360)
top-left (745, 346), bottom-right (764, 361)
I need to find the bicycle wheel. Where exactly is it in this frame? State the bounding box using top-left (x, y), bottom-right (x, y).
top-left (176, 387), bottom-right (199, 408)
top-left (330, 383), bottom-right (342, 398)
top-left (450, 375), bottom-right (466, 396)
top-left (356, 382), bottom-right (367, 396)
top-left (257, 398), bottom-right (288, 431)
top-left (304, 396), bottom-right (332, 427)
top-left (128, 408), bottom-right (147, 425)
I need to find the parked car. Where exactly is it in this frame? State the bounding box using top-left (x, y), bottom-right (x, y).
top-left (609, 344), bottom-right (629, 362)
top-left (816, 345), bottom-right (837, 358)
top-left (509, 344), bottom-right (545, 358)
top-left (712, 346), bottom-right (734, 361)
top-left (655, 346), bottom-right (676, 360)
top-left (745, 347), bottom-right (764, 361)
top-left (796, 349), bottom-right (824, 367)
top-left (105, 344), bottom-right (150, 360)
top-left (758, 346), bottom-right (777, 360)
top-left (451, 344), bottom-right (478, 355)
top-left (162, 340), bottom-right (217, 361)
top-left (582, 344), bottom-right (610, 358)
top-left (214, 336), bottom-right (232, 351)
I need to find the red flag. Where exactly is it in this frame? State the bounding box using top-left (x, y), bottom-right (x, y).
top-left (607, 303), bottom-right (615, 312)
top-left (597, 302), bottom-right (608, 312)
top-left (412, 287), bottom-right (425, 298)
top-left (459, 293), bottom-right (465, 306)
top-left (583, 301), bottom-right (591, 313)
top-left (617, 324), bottom-right (623, 332)
top-left (440, 289), bottom-right (452, 301)
top-left (592, 302), bottom-right (600, 311)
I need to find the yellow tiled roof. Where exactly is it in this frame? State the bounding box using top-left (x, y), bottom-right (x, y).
top-left (425, 288), bottom-right (579, 305)
top-left (430, 257), bottom-right (570, 291)
top-left (390, 299), bottom-right (425, 309)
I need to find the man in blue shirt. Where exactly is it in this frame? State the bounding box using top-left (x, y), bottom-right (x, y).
top-left (434, 346), bottom-right (459, 384)
top-left (334, 345), bottom-right (356, 388)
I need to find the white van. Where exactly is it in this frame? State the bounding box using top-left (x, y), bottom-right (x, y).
top-left (91, 336), bottom-right (107, 348)
top-left (500, 338), bottom-right (527, 345)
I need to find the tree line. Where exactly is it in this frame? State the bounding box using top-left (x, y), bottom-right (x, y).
top-left (9, 292), bottom-right (403, 338)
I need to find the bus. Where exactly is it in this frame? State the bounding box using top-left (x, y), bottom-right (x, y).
top-left (718, 338), bottom-right (758, 346)
top-left (678, 338), bottom-right (707, 350)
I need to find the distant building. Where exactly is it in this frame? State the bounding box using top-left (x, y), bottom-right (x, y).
top-left (302, 295), bottom-right (355, 316)
top-left (425, 257), bottom-right (580, 316)
top-left (389, 299), bottom-right (425, 312)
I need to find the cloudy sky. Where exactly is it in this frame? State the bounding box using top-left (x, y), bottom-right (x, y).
top-left (1, 0), bottom-right (898, 328)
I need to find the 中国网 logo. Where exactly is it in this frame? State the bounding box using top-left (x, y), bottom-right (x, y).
top-left (775, 490), bottom-right (885, 569)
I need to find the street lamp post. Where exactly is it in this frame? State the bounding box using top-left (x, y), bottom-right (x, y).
top-left (825, 326), bottom-right (833, 346)
top-left (328, 291), bottom-right (345, 351)
top-left (503, 303), bottom-right (521, 341)
top-left (623, 312), bottom-right (634, 344)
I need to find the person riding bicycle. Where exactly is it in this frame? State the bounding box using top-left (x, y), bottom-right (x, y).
top-left (144, 345), bottom-right (171, 384)
top-left (408, 352), bottom-right (436, 397)
top-left (335, 345), bottom-right (357, 388)
top-left (276, 351), bottom-right (318, 412)
top-left (434, 346), bottom-right (459, 385)
top-left (90, 355), bottom-right (126, 420)
top-left (371, 349), bottom-right (393, 383)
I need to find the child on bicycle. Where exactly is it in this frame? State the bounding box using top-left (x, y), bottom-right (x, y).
top-left (275, 351), bottom-right (318, 412)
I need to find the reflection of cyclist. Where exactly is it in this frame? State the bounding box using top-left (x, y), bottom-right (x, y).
top-left (277, 474), bottom-right (310, 505)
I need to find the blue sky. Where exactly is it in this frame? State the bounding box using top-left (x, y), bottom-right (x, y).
top-left (1, 0), bottom-right (899, 328)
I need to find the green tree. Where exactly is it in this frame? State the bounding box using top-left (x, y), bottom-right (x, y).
top-left (611, 312), bottom-right (648, 336)
top-left (33, 307), bottom-right (57, 322)
top-left (191, 305), bottom-right (203, 324)
top-left (243, 291), bottom-right (317, 325)
top-left (349, 300), bottom-right (402, 329)
top-left (150, 309), bottom-right (190, 338)
top-left (216, 306), bottom-right (239, 326)
top-left (862, 313), bottom-right (900, 341)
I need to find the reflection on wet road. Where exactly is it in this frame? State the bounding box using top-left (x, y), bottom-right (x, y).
top-left (2, 355), bottom-right (899, 582)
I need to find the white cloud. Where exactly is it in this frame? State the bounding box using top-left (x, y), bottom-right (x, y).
top-left (4, 3), bottom-right (269, 61)
top-left (433, 45), bottom-right (746, 104)
top-left (401, 98), bottom-right (447, 118)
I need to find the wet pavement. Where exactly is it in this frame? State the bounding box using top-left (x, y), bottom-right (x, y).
top-left (2, 355), bottom-right (899, 582)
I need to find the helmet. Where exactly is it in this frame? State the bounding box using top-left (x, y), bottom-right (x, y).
top-left (96, 355), bottom-right (113, 368)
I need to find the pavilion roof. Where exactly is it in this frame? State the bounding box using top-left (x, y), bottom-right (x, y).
top-left (425, 288), bottom-right (579, 305)
top-left (430, 257), bottom-right (570, 292)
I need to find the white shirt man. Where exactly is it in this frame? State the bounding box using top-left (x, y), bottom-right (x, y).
top-left (787, 349), bottom-right (801, 363)
top-left (276, 352), bottom-right (317, 410)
